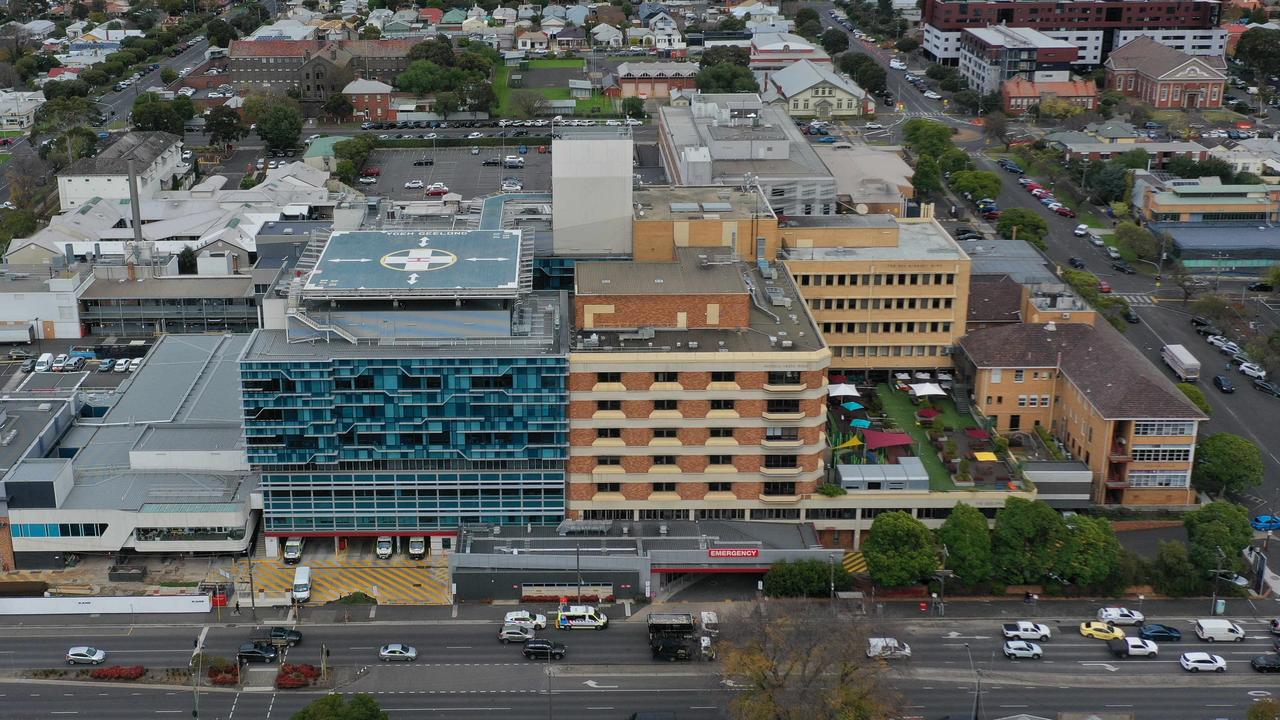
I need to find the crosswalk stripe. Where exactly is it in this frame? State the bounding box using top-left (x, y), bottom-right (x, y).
top-left (1116, 293), bottom-right (1155, 306)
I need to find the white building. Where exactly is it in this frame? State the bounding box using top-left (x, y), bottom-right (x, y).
top-left (56, 131), bottom-right (185, 211)
top-left (926, 25), bottom-right (1227, 66)
top-left (552, 130), bottom-right (634, 255)
top-left (246, 19), bottom-right (319, 41)
top-left (0, 90), bottom-right (44, 130)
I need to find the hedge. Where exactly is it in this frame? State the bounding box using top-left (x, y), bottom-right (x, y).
top-left (374, 136), bottom-right (554, 150)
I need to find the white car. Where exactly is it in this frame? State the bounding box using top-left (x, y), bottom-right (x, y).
top-left (1206, 335), bottom-right (1230, 349)
top-left (467, 132), bottom-right (484, 139)
top-left (625, 118), bottom-right (642, 125)
top-left (1073, 224), bottom-right (1089, 237)
top-left (404, 180), bottom-right (425, 189)
top-left (501, 179), bottom-right (523, 192)
top-left (605, 119), bottom-right (622, 126)
top-left (1211, 570), bottom-right (1250, 588)
top-left (378, 643), bottom-right (418, 661)
top-left (1114, 637), bottom-right (1159, 657)
top-left (889, 59), bottom-right (906, 70)
top-left (128, 358), bottom-right (142, 372)
top-left (864, 123), bottom-right (885, 130)
top-left (424, 133), bottom-right (438, 139)
top-left (0, 201), bottom-right (14, 210)
top-left (207, 92), bottom-right (224, 99)
top-left (1180, 652), bottom-right (1226, 672)
top-left (504, 610), bottom-right (547, 629)
top-left (267, 160), bottom-right (278, 169)
top-left (924, 90), bottom-right (943, 100)
top-left (306, 134), bottom-right (321, 144)
top-left (66, 646), bottom-right (107, 665)
top-left (357, 176), bottom-right (377, 185)
top-left (1240, 362), bottom-right (1267, 379)
top-left (179, 67), bottom-right (193, 76)
top-left (1002, 640), bottom-right (1042, 659)
top-left (498, 624), bottom-right (535, 643)
top-left (1097, 607), bottom-right (1144, 625)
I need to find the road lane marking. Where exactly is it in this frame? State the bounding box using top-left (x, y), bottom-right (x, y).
top-left (386, 708), bottom-right (511, 712)
top-left (445, 646), bottom-right (472, 649)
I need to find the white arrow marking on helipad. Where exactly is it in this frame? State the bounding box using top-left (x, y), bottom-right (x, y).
top-left (418, 237), bottom-right (430, 247)
top-left (467, 257), bottom-right (509, 262)
top-left (407, 273), bottom-right (419, 285)
top-left (330, 258), bottom-right (371, 263)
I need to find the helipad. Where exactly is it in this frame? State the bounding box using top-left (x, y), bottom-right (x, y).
top-left (304, 230), bottom-right (525, 299)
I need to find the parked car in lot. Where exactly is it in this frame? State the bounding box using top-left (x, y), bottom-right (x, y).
top-left (1073, 224), bottom-right (1089, 236)
top-left (1251, 514), bottom-right (1280, 531)
top-left (128, 358), bottom-right (143, 372)
top-left (1239, 362), bottom-right (1267, 379)
top-left (404, 180), bottom-right (425, 189)
top-left (1105, 246), bottom-right (1123, 260)
top-left (413, 157), bottom-right (434, 166)
top-left (425, 183), bottom-right (449, 196)
top-left (1219, 341), bottom-right (1243, 356)
top-left (19, 358), bottom-right (35, 373)
top-left (1253, 380), bottom-right (1280, 398)
top-left (1180, 652), bottom-right (1226, 673)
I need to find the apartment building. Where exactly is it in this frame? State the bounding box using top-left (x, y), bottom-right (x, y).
top-left (1134, 174), bottom-right (1280, 224)
top-left (922, 0), bottom-right (1224, 65)
top-left (227, 39), bottom-right (415, 101)
top-left (781, 215), bottom-right (972, 376)
top-left (56, 131), bottom-right (184, 211)
top-left (567, 248), bottom-right (831, 524)
top-left (955, 321), bottom-right (1204, 506)
top-left (1104, 36), bottom-right (1227, 109)
top-left (958, 26), bottom-right (1077, 95)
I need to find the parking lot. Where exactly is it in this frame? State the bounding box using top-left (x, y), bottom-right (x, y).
top-left (363, 146), bottom-right (552, 200)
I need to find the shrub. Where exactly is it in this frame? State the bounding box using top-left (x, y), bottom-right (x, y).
top-left (90, 665), bottom-right (146, 681)
top-left (275, 671), bottom-right (309, 689)
top-left (276, 663), bottom-right (320, 689)
top-left (816, 483), bottom-right (847, 497)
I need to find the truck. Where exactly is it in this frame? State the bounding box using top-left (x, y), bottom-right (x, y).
top-left (1162, 343), bottom-right (1200, 382)
top-left (647, 612), bottom-right (696, 661)
top-left (1106, 637), bottom-right (1159, 657)
top-left (249, 626), bottom-right (303, 649)
top-left (1001, 621), bottom-right (1052, 641)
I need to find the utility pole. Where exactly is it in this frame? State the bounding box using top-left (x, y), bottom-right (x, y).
top-left (1210, 546), bottom-right (1227, 615)
top-left (828, 552), bottom-right (836, 614)
top-left (964, 642), bottom-right (981, 720)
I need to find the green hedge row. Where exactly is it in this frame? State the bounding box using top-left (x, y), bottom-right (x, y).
top-left (373, 136), bottom-right (554, 149)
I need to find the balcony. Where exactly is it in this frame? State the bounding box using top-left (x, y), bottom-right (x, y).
top-left (1105, 474), bottom-right (1129, 490)
top-left (762, 410), bottom-right (806, 422)
top-left (1109, 446), bottom-right (1132, 463)
top-left (763, 382), bottom-right (807, 393)
top-left (760, 465), bottom-right (802, 477)
top-left (761, 437), bottom-right (803, 449)
top-left (758, 493), bottom-right (800, 503)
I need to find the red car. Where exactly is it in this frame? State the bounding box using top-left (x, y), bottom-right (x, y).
top-left (1054, 206), bottom-right (1077, 218)
top-left (1098, 280), bottom-right (1112, 293)
top-left (981, 209), bottom-right (1001, 220)
top-left (360, 167), bottom-right (381, 177)
top-left (425, 183), bottom-right (449, 196)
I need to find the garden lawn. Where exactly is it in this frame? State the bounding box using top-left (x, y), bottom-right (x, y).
top-left (875, 384), bottom-right (974, 491)
top-left (529, 58), bottom-right (586, 69)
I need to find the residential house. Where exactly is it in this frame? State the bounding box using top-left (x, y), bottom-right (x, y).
top-left (592, 23), bottom-right (624, 47)
top-left (365, 8), bottom-right (393, 30)
top-left (1104, 36), bottom-right (1227, 109)
top-left (342, 77), bottom-right (396, 122)
top-left (467, 5), bottom-right (486, 20)
top-left (566, 5), bottom-right (590, 26)
top-left (1001, 77), bottom-right (1098, 115)
top-left (542, 16), bottom-right (567, 34)
top-left (568, 78), bottom-right (592, 99)
top-left (542, 4), bottom-right (567, 18)
top-left (517, 30), bottom-right (549, 51)
top-left (0, 90), bottom-right (44, 130)
top-left (384, 9), bottom-right (420, 33)
top-left (555, 26), bottom-right (588, 51)
top-left (461, 16), bottom-right (488, 34)
top-left (43, 67), bottom-right (82, 83)
top-left (418, 7), bottom-right (444, 24)
top-left (731, 1), bottom-right (781, 19)
top-left (517, 4), bottom-right (539, 20)
top-left (648, 10), bottom-right (679, 32)
top-left (440, 8), bottom-right (467, 29)
top-left (69, 28), bottom-right (143, 51)
top-left (1059, 140), bottom-right (1210, 168)
top-left (627, 27), bottom-right (655, 46)
top-left (763, 59), bottom-right (870, 119)
top-left (591, 4), bottom-right (627, 26)
top-left (20, 19), bottom-right (55, 39)
top-left (749, 32), bottom-right (831, 90)
top-left (615, 61), bottom-right (698, 99)
top-left (491, 6), bottom-right (516, 24)
top-left (636, 1), bottom-right (667, 21)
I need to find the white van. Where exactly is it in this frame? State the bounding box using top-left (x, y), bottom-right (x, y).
top-left (375, 536), bottom-right (393, 559)
top-left (700, 611), bottom-right (720, 636)
top-left (556, 604), bottom-right (608, 630)
top-left (292, 566), bottom-right (311, 603)
top-left (34, 353), bottom-right (53, 372)
top-left (408, 536), bottom-right (426, 560)
top-left (1194, 618), bottom-right (1245, 642)
top-left (282, 537), bottom-right (304, 564)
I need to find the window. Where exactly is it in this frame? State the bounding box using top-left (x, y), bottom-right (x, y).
top-left (708, 481), bottom-right (732, 492)
top-left (596, 372), bottom-right (621, 383)
top-left (584, 510), bottom-right (632, 520)
top-left (1013, 370), bottom-right (1024, 383)
top-left (767, 370), bottom-right (802, 385)
top-left (597, 455), bottom-right (621, 466)
top-left (653, 455), bottom-right (677, 466)
top-left (1128, 470), bottom-right (1190, 488)
top-left (596, 482), bottom-right (620, 493)
top-left (653, 428), bottom-right (678, 439)
top-left (640, 509), bottom-right (688, 520)
top-left (991, 369), bottom-right (1002, 383)
top-left (1040, 395), bottom-right (1050, 407)
top-left (766, 399), bottom-right (800, 414)
top-left (751, 508), bottom-right (800, 520)
top-left (764, 455), bottom-right (797, 469)
top-left (711, 371), bottom-right (736, 383)
top-left (653, 399), bottom-right (678, 411)
top-left (596, 400), bottom-right (621, 411)
top-left (654, 371), bottom-right (678, 383)
top-left (1017, 395), bottom-right (1028, 407)
top-left (596, 428), bottom-right (621, 439)
top-left (1133, 421), bottom-right (1196, 436)
top-left (710, 399), bottom-right (735, 411)
top-left (652, 481), bottom-right (677, 492)
top-left (709, 454), bottom-right (734, 465)
top-left (698, 508), bottom-right (744, 520)
top-left (710, 427), bottom-right (735, 438)
top-left (765, 427), bottom-right (800, 442)
top-left (806, 507), bottom-right (855, 520)
top-left (763, 481), bottom-right (796, 495)
top-left (1130, 445), bottom-right (1193, 462)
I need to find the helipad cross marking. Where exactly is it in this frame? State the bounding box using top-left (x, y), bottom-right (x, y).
top-left (380, 248), bottom-right (457, 273)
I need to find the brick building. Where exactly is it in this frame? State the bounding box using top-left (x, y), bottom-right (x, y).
top-left (615, 61), bottom-right (699, 99)
top-left (567, 248), bottom-right (831, 524)
top-left (1001, 77), bottom-right (1098, 115)
top-left (1103, 36), bottom-right (1227, 109)
top-left (228, 39), bottom-right (416, 105)
top-left (341, 78), bottom-right (397, 122)
top-left (958, 26), bottom-right (1078, 95)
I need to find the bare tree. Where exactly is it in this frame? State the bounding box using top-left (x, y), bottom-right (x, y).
top-left (1168, 260), bottom-right (1207, 303)
top-left (510, 90), bottom-right (548, 119)
top-left (0, 62), bottom-right (19, 89)
top-left (719, 600), bottom-right (900, 720)
top-left (6, 154), bottom-right (50, 211)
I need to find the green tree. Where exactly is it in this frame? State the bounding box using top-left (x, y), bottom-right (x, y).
top-left (323, 93), bottom-right (353, 121)
top-left (996, 208), bottom-right (1049, 246)
top-left (895, 37), bottom-right (919, 53)
top-left (699, 45), bottom-right (748, 68)
top-left (1185, 501), bottom-right (1254, 566)
top-left (171, 94), bottom-right (195, 121)
top-left (696, 63), bottom-right (759, 93)
top-left (34, 96), bottom-right (96, 136)
top-left (936, 503), bottom-right (992, 588)
top-left (901, 118), bottom-right (954, 157)
top-left (160, 66), bottom-right (177, 84)
top-left (1177, 383), bottom-right (1212, 416)
top-left (1114, 221), bottom-right (1157, 260)
top-left (257, 104), bottom-right (303, 151)
top-left (949, 170), bottom-right (1001, 201)
top-left (622, 96), bottom-right (645, 118)
top-left (821, 28), bottom-right (849, 55)
top-left (0, 209), bottom-right (38, 250)
top-left (335, 158), bottom-right (357, 185)
top-left (794, 7), bottom-right (820, 27)
top-left (991, 497), bottom-right (1072, 585)
top-left (1192, 433), bottom-right (1263, 497)
top-left (360, 24), bottom-right (382, 39)
top-left (864, 511), bottom-right (936, 587)
top-left (1152, 540), bottom-right (1205, 597)
top-left (396, 60), bottom-right (445, 94)
top-left (206, 18), bottom-right (238, 48)
top-left (206, 105), bottom-right (248, 146)
top-left (290, 692), bottom-right (388, 720)
top-left (950, 89), bottom-right (981, 115)
top-left (982, 111), bottom-right (1008, 145)
top-left (1236, 28), bottom-right (1280, 110)
top-left (936, 147), bottom-right (972, 175)
top-left (177, 246), bottom-right (198, 274)
top-left (1060, 515), bottom-right (1121, 588)
top-left (132, 100), bottom-right (183, 133)
top-left (408, 35), bottom-right (457, 66)
top-left (912, 155), bottom-right (941, 197)
top-left (762, 558), bottom-right (853, 597)
top-left (433, 91), bottom-right (461, 118)
top-left (854, 63), bottom-right (886, 96)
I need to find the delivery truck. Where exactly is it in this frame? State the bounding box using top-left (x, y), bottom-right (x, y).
top-left (1162, 344), bottom-right (1200, 382)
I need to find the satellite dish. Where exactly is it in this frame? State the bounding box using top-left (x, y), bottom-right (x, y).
top-left (854, 203), bottom-right (869, 215)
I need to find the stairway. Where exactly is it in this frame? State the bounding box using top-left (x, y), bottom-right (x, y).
top-left (953, 384), bottom-right (971, 414)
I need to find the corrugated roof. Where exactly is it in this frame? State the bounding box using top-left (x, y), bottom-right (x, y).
top-left (61, 131), bottom-right (180, 177)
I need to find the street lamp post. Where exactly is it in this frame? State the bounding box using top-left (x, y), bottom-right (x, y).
top-left (963, 642), bottom-right (981, 720)
top-left (828, 552), bottom-right (836, 612)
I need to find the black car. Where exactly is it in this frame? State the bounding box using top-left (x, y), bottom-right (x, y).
top-left (1190, 315), bottom-right (1212, 327)
top-left (1138, 623), bottom-right (1182, 641)
top-left (522, 639), bottom-right (566, 660)
top-left (1254, 379), bottom-right (1280, 397)
top-left (265, 626), bottom-right (303, 647)
top-left (1248, 282), bottom-right (1275, 292)
top-left (1252, 654), bottom-right (1280, 672)
top-left (1195, 324), bottom-right (1223, 337)
top-left (1214, 375), bottom-right (1236, 393)
top-left (1112, 261), bottom-right (1136, 274)
top-left (482, 158), bottom-right (501, 166)
top-left (237, 642), bottom-right (278, 663)
top-left (1068, 257), bottom-right (1086, 269)
top-left (1124, 308), bottom-right (1140, 324)
top-left (413, 158), bottom-right (435, 166)
top-left (19, 358), bottom-right (34, 373)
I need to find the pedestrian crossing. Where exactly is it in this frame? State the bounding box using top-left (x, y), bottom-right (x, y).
top-left (218, 557), bottom-right (453, 605)
top-left (1116, 293), bottom-right (1156, 306)
top-left (843, 551), bottom-right (868, 574)
top-left (901, 111), bottom-right (951, 120)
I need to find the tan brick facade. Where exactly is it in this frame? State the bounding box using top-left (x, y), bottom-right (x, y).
top-left (576, 293), bottom-right (750, 330)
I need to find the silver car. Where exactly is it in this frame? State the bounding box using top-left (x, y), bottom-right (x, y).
top-left (498, 624), bottom-right (535, 644)
top-left (378, 643), bottom-right (417, 661)
top-left (66, 646), bottom-right (106, 665)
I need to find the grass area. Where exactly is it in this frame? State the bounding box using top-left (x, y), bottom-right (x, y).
top-left (1151, 108), bottom-right (1247, 125)
top-left (0, 153), bottom-right (12, 172)
top-left (875, 384), bottom-right (976, 492)
top-left (1080, 211), bottom-right (1107, 229)
top-left (528, 58), bottom-right (586, 69)
top-left (492, 65), bottom-right (618, 117)
top-left (576, 95), bottom-right (617, 114)
top-left (331, 591), bottom-right (378, 605)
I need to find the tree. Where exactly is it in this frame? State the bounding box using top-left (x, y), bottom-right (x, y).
top-left (323, 93), bottom-right (353, 121)
top-left (509, 89), bottom-right (547, 118)
top-left (1185, 501), bottom-right (1253, 577)
top-left (853, 63), bottom-right (886, 96)
top-left (34, 96), bottom-right (95, 136)
top-left (160, 66), bottom-right (177, 84)
top-left (991, 497), bottom-right (1072, 585)
top-left (719, 601), bottom-right (896, 720)
top-left (863, 511), bottom-right (936, 587)
top-left (821, 28), bottom-right (848, 55)
top-left (1152, 540), bottom-right (1205, 597)
top-left (1038, 97), bottom-right (1084, 119)
top-left (1249, 699), bottom-right (1280, 720)
top-left (762, 559), bottom-right (852, 597)
top-left (696, 62), bottom-right (758, 93)
top-left (1060, 515), bottom-right (1121, 588)
top-left (1164, 259), bottom-right (1202, 302)
top-left (996, 208), bottom-right (1049, 246)
top-left (1177, 383), bottom-right (1212, 416)
top-left (901, 118), bottom-right (954, 157)
top-left (797, 19), bottom-right (822, 40)
top-left (937, 503), bottom-right (991, 588)
top-left (177, 246), bottom-right (198, 274)
top-left (911, 155), bottom-right (941, 197)
top-left (5, 154), bottom-right (50, 211)
top-left (982, 111), bottom-right (1008, 145)
top-left (699, 45), bottom-right (748, 68)
top-left (837, 51), bottom-right (875, 78)
top-left (937, 147), bottom-right (972, 175)
top-left (290, 693), bottom-right (387, 720)
top-left (895, 37), bottom-right (919, 53)
top-left (396, 60), bottom-right (446, 94)
top-left (205, 18), bottom-right (238, 48)
top-left (463, 82), bottom-right (497, 114)
top-left (40, 126), bottom-right (96, 170)
top-left (433, 91), bottom-right (460, 118)
top-left (171, 94), bottom-right (195, 122)
top-left (950, 170), bottom-right (1001, 201)
top-left (622, 96), bottom-right (645, 118)
top-left (951, 89), bottom-right (981, 115)
top-left (1114, 221), bottom-right (1157, 261)
top-left (206, 105), bottom-right (248, 146)
top-left (0, 209), bottom-right (38, 251)
top-left (794, 7), bottom-right (820, 28)
top-left (408, 35), bottom-right (457, 66)
top-left (360, 24), bottom-right (382, 39)
top-left (257, 104), bottom-right (303, 150)
top-left (1192, 433), bottom-right (1263, 497)
top-left (1237, 27), bottom-right (1280, 110)
top-left (335, 158), bottom-right (357, 185)
top-left (132, 100), bottom-right (183, 133)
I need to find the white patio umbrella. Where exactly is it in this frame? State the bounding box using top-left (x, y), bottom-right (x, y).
top-left (827, 383), bottom-right (860, 398)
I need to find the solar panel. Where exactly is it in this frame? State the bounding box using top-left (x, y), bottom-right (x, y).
top-left (668, 203), bottom-right (701, 213)
top-left (700, 202), bottom-right (733, 212)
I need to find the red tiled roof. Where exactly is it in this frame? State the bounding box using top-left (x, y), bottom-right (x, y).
top-left (1002, 76), bottom-right (1097, 99)
top-left (419, 7), bottom-right (443, 22)
top-left (336, 39), bottom-right (416, 57)
top-left (229, 39), bottom-right (323, 57)
top-left (48, 67), bottom-right (81, 77)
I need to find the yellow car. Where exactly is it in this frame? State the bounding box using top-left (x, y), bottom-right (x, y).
top-left (1079, 621), bottom-right (1125, 640)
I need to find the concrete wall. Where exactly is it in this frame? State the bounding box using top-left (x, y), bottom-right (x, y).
top-left (0, 594), bottom-right (210, 615)
top-left (0, 288), bottom-right (84, 339)
top-left (453, 568), bottom-right (641, 601)
top-left (552, 135), bottom-right (634, 256)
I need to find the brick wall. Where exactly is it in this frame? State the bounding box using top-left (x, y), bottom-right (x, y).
top-left (576, 293), bottom-right (750, 329)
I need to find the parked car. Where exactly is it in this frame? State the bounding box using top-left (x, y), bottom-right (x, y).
top-left (1253, 380), bottom-right (1280, 398)
top-left (1073, 224), bottom-right (1089, 236)
top-left (1240, 362), bottom-right (1267, 379)
top-left (482, 157), bottom-right (501, 166)
top-left (1054, 206), bottom-right (1077, 218)
top-left (426, 183), bottom-right (449, 197)
top-left (1211, 570), bottom-right (1249, 587)
top-left (1068, 257), bottom-right (1086, 269)
top-left (378, 643), bottom-right (418, 661)
top-left (1248, 282), bottom-right (1274, 292)
top-left (504, 610), bottom-right (548, 629)
top-left (1112, 261), bottom-right (1136, 274)
top-left (19, 358), bottom-right (35, 373)
top-left (522, 639), bottom-right (567, 660)
top-left (128, 358), bottom-right (143, 372)
top-left (1105, 246), bottom-right (1123, 260)
top-left (412, 158), bottom-right (435, 166)
top-left (405, 180), bottom-right (425, 189)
